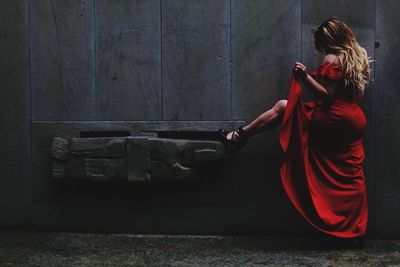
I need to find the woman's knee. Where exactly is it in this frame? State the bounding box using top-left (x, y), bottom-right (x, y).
top-left (273, 99), bottom-right (287, 116)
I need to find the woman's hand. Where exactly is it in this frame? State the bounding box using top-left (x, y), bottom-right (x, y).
top-left (293, 62), bottom-right (308, 79)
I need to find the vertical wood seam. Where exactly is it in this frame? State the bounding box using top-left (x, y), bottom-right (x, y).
top-left (161, 0), bottom-right (163, 120)
top-left (301, 0), bottom-right (303, 63)
top-left (29, 0), bottom-right (34, 223)
top-left (94, 0), bottom-right (97, 120)
top-left (229, 0), bottom-right (232, 120)
top-left (372, 0), bottom-right (377, 236)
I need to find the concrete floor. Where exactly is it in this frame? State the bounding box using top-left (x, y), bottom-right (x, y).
top-left (0, 231), bottom-right (399, 266)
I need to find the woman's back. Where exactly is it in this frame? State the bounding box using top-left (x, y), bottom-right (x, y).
top-left (311, 54), bottom-right (364, 106)
top-left (309, 54), bottom-right (367, 151)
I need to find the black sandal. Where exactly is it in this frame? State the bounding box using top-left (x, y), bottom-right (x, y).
top-left (218, 126), bottom-right (248, 153)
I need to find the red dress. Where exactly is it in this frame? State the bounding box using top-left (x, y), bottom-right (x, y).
top-left (279, 62), bottom-right (368, 238)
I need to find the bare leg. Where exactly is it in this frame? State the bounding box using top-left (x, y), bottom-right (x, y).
top-left (227, 99), bottom-right (287, 141)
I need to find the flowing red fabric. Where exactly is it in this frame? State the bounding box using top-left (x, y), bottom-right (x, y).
top-left (279, 62), bottom-right (368, 238)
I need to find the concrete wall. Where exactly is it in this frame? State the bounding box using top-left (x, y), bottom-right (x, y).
top-left (0, 0), bottom-right (398, 238)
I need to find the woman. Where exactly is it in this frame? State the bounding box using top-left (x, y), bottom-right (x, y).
top-left (220, 17), bottom-right (371, 243)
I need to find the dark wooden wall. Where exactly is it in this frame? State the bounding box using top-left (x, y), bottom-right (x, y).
top-left (1, 0), bottom-right (399, 238)
top-left (375, 0), bottom-right (400, 237)
top-left (0, 0), bottom-right (31, 227)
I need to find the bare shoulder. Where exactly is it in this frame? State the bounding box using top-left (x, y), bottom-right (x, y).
top-left (322, 53), bottom-right (340, 65)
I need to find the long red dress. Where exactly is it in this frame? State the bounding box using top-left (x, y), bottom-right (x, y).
top-left (279, 62), bottom-right (368, 238)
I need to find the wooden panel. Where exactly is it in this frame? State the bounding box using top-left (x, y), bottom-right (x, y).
top-left (162, 0), bottom-right (230, 120)
top-left (302, 0), bottom-right (376, 234)
top-left (96, 0), bottom-right (161, 120)
top-left (31, 0), bottom-right (95, 120)
top-left (231, 0), bottom-right (301, 120)
top-left (0, 0), bottom-right (31, 226)
top-left (230, 0), bottom-right (303, 235)
top-left (374, 0), bottom-right (400, 237)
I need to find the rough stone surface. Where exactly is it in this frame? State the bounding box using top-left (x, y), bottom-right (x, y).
top-left (85, 158), bottom-right (128, 182)
top-left (50, 137), bottom-right (70, 160)
top-left (51, 136), bottom-right (228, 182)
top-left (32, 121), bottom-right (244, 208)
top-left (0, 231), bottom-right (399, 266)
top-left (70, 137), bottom-right (127, 158)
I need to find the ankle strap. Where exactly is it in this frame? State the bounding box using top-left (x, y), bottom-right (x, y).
top-left (236, 126), bottom-right (248, 141)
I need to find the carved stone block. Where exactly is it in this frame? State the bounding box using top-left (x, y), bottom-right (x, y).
top-left (51, 137), bottom-right (69, 160)
top-left (70, 137), bottom-right (126, 158)
top-left (51, 135), bottom-right (227, 182)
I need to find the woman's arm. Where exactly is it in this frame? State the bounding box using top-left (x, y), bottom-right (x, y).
top-left (294, 61), bottom-right (339, 101)
top-left (303, 74), bottom-right (339, 101)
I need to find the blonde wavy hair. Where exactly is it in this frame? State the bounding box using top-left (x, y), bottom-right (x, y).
top-left (314, 17), bottom-right (372, 92)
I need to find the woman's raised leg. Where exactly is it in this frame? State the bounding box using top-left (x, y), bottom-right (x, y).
top-left (227, 99), bottom-right (287, 141)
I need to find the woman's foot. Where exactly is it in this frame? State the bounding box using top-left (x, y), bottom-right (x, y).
top-left (226, 131), bottom-right (240, 142)
top-left (218, 126), bottom-right (248, 153)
